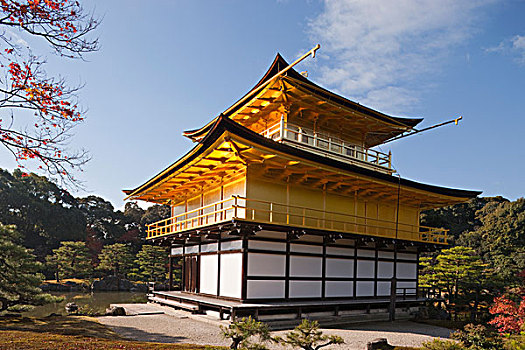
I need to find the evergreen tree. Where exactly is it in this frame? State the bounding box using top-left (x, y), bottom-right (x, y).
top-left (458, 198), bottom-right (525, 284)
top-left (45, 241), bottom-right (92, 281)
top-left (0, 169), bottom-right (86, 259)
top-left (420, 246), bottom-right (487, 319)
top-left (221, 316), bottom-right (271, 350)
top-left (0, 224), bottom-right (58, 312)
top-left (97, 243), bottom-right (133, 278)
top-left (133, 245), bottom-right (168, 282)
top-left (274, 319), bottom-right (344, 350)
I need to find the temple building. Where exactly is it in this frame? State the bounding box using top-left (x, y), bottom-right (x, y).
top-left (124, 52), bottom-right (480, 323)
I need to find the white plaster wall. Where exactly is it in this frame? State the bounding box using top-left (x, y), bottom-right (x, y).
top-left (200, 255), bottom-right (218, 295)
top-left (219, 253), bottom-right (242, 298)
top-left (356, 281), bottom-right (375, 297)
top-left (201, 243), bottom-right (218, 253)
top-left (171, 247), bottom-right (183, 255)
top-left (326, 246), bottom-right (354, 256)
top-left (377, 281), bottom-right (391, 296)
top-left (185, 245), bottom-right (199, 254)
top-left (325, 281), bottom-right (353, 297)
top-left (247, 253), bottom-right (286, 276)
top-left (221, 240), bottom-right (242, 251)
top-left (290, 281), bottom-right (322, 298)
top-left (377, 261), bottom-right (394, 278)
top-left (378, 251), bottom-right (394, 259)
top-left (357, 249), bottom-right (375, 258)
top-left (290, 256), bottom-right (322, 277)
top-left (290, 244), bottom-right (323, 254)
top-left (249, 241), bottom-right (286, 251)
top-left (326, 258), bottom-right (354, 278)
top-left (396, 262), bottom-right (417, 279)
top-left (247, 280), bottom-right (285, 299)
top-left (357, 260), bottom-right (375, 278)
top-left (398, 253), bottom-right (417, 260)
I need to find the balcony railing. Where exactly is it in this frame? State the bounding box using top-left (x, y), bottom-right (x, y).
top-left (260, 118), bottom-right (392, 172)
top-left (147, 195), bottom-right (448, 244)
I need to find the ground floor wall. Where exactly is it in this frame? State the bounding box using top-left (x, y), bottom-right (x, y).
top-left (170, 229), bottom-right (419, 302)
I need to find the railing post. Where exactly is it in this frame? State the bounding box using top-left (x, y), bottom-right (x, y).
top-left (388, 151), bottom-right (392, 169)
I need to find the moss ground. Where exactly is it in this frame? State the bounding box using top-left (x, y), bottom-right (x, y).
top-left (0, 315), bottom-right (223, 350)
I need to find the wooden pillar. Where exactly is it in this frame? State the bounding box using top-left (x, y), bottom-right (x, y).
top-left (389, 277), bottom-right (397, 321)
top-left (285, 235), bottom-right (291, 300)
top-left (241, 234), bottom-right (248, 301)
top-left (374, 245), bottom-right (379, 297)
top-left (217, 236), bottom-right (222, 297)
top-left (168, 256), bottom-right (173, 291)
top-left (181, 245), bottom-right (186, 292)
top-left (353, 242), bottom-right (358, 299)
top-left (322, 239), bottom-right (327, 299)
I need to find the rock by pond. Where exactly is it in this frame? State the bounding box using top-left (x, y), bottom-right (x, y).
top-left (105, 306), bottom-right (126, 316)
top-left (65, 302), bottom-right (79, 313)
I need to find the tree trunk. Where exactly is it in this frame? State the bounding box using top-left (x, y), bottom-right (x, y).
top-left (0, 297), bottom-right (9, 312)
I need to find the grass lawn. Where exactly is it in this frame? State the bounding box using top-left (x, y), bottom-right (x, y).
top-left (0, 315), bottom-right (222, 350)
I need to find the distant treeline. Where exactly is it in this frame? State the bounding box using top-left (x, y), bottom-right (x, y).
top-left (0, 168), bottom-right (170, 279)
top-left (422, 195), bottom-right (525, 286)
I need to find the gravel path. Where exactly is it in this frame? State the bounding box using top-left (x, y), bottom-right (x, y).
top-left (98, 307), bottom-right (452, 349)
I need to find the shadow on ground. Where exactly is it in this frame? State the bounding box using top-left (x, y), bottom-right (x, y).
top-left (323, 320), bottom-right (452, 338)
top-left (106, 324), bottom-right (190, 344)
top-left (0, 315), bottom-right (118, 339)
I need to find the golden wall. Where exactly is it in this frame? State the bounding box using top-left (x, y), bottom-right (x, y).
top-left (245, 169), bottom-right (420, 241)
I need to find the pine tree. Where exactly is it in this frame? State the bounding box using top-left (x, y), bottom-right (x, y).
top-left (97, 243), bottom-right (133, 278)
top-left (274, 319), bottom-right (344, 350)
top-left (0, 224), bottom-right (58, 312)
top-left (134, 245), bottom-right (167, 282)
top-left (46, 241), bottom-right (92, 281)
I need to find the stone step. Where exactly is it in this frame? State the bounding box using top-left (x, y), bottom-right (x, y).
top-left (264, 312), bottom-right (412, 330)
top-left (149, 296), bottom-right (200, 313)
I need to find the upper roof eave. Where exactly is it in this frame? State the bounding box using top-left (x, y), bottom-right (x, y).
top-left (126, 115), bottom-right (481, 201)
top-left (183, 53), bottom-right (423, 143)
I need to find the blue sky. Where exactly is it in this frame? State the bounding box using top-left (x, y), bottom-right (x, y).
top-left (1, 0), bottom-right (524, 209)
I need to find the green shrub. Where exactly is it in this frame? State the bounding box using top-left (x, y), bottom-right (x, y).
top-left (220, 316), bottom-right (270, 350)
top-left (273, 319), bottom-right (344, 350)
top-left (504, 334), bottom-right (525, 350)
top-left (451, 324), bottom-right (503, 350)
top-left (422, 339), bottom-right (466, 350)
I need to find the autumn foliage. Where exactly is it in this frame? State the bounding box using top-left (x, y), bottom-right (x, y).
top-left (488, 295), bottom-right (525, 334)
top-left (488, 270), bottom-right (525, 334)
top-left (0, 0), bottom-right (98, 186)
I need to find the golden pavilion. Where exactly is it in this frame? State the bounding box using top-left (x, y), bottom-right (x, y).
top-left (124, 49), bottom-right (480, 323)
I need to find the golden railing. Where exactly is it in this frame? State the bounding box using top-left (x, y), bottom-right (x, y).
top-left (146, 195), bottom-right (448, 244)
top-left (260, 119), bottom-right (392, 171)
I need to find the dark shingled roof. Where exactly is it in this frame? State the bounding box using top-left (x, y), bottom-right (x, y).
top-left (183, 54), bottom-right (423, 146)
top-left (125, 115), bottom-right (481, 200)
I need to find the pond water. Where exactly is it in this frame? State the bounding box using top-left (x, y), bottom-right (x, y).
top-left (24, 292), bottom-right (148, 317)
